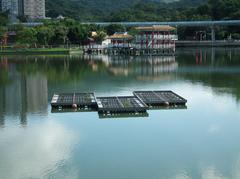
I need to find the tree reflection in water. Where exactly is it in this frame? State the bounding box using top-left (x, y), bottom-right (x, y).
top-left (0, 47), bottom-right (240, 126)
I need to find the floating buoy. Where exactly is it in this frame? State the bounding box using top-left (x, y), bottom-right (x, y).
top-left (72, 104), bottom-right (78, 109)
top-left (164, 102), bottom-right (170, 106)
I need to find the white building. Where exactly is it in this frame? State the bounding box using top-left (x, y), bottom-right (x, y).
top-left (24, 0), bottom-right (45, 19)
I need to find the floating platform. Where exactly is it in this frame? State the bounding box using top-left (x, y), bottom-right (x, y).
top-left (51, 93), bottom-right (97, 110)
top-left (50, 91), bottom-right (187, 118)
top-left (133, 91), bottom-right (187, 107)
top-left (96, 96), bottom-right (148, 113)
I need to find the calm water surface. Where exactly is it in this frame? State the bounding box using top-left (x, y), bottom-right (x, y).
top-left (0, 48), bottom-right (240, 179)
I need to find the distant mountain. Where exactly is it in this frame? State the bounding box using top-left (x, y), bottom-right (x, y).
top-left (46, 0), bottom-right (205, 20)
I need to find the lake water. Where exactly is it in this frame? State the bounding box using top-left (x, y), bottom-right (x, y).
top-left (0, 47), bottom-right (240, 179)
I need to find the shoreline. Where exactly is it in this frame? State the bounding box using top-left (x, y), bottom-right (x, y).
top-left (1, 41), bottom-right (240, 55)
top-left (0, 48), bottom-right (83, 55)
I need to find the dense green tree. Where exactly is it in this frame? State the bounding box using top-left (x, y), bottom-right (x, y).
top-left (17, 28), bottom-right (37, 46)
top-left (104, 0), bottom-right (240, 22)
top-left (0, 27), bottom-right (6, 39)
top-left (52, 25), bottom-right (69, 44)
top-left (105, 24), bottom-right (126, 35)
top-left (0, 13), bottom-right (8, 26)
top-left (93, 31), bottom-right (107, 43)
top-left (36, 26), bottom-right (55, 45)
top-left (17, 15), bottom-right (28, 22)
top-left (232, 33), bottom-right (240, 40)
top-left (8, 24), bottom-right (25, 33)
top-left (128, 27), bottom-right (138, 36)
top-left (208, 0), bottom-right (240, 20)
top-left (67, 25), bottom-right (90, 44)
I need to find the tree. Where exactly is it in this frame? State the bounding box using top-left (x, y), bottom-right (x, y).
top-left (67, 24), bottom-right (92, 44)
top-left (36, 26), bottom-right (55, 45)
top-left (0, 26), bottom-right (6, 39)
top-left (232, 33), bottom-right (240, 40)
top-left (52, 25), bottom-right (69, 44)
top-left (93, 31), bottom-right (107, 43)
top-left (0, 13), bottom-right (8, 26)
top-left (17, 28), bottom-right (37, 46)
top-left (105, 24), bottom-right (125, 35)
top-left (17, 15), bottom-right (28, 22)
top-left (0, 26), bottom-right (7, 50)
top-left (128, 27), bottom-right (138, 36)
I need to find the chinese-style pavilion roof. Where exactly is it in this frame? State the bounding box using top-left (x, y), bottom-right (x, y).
top-left (135, 25), bottom-right (176, 31)
top-left (108, 33), bottom-right (133, 40)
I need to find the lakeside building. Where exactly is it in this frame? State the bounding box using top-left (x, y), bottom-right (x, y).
top-left (85, 26), bottom-right (177, 55)
top-left (134, 25), bottom-right (177, 50)
top-left (1, 0), bottom-right (45, 20)
top-left (108, 32), bottom-right (134, 48)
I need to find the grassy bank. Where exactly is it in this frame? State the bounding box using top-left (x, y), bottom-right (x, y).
top-left (0, 47), bottom-right (83, 55)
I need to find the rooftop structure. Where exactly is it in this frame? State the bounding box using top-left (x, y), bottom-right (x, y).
top-left (107, 32), bottom-right (133, 48)
top-left (107, 32), bottom-right (133, 40)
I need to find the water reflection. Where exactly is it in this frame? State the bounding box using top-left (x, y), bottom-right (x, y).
top-left (0, 62), bottom-right (48, 127)
top-left (176, 48), bottom-right (240, 102)
top-left (0, 48), bottom-right (240, 125)
top-left (85, 55), bottom-right (178, 81)
top-left (0, 48), bottom-right (240, 179)
top-left (200, 165), bottom-right (227, 179)
top-left (0, 120), bottom-right (78, 179)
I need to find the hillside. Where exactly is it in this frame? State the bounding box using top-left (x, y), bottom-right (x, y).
top-left (46, 0), bottom-right (205, 21)
top-left (46, 0), bottom-right (141, 20)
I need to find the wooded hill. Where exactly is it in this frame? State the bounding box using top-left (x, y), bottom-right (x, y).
top-left (46, 0), bottom-right (205, 21)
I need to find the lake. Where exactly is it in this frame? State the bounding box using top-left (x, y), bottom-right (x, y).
top-left (0, 47), bottom-right (240, 179)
